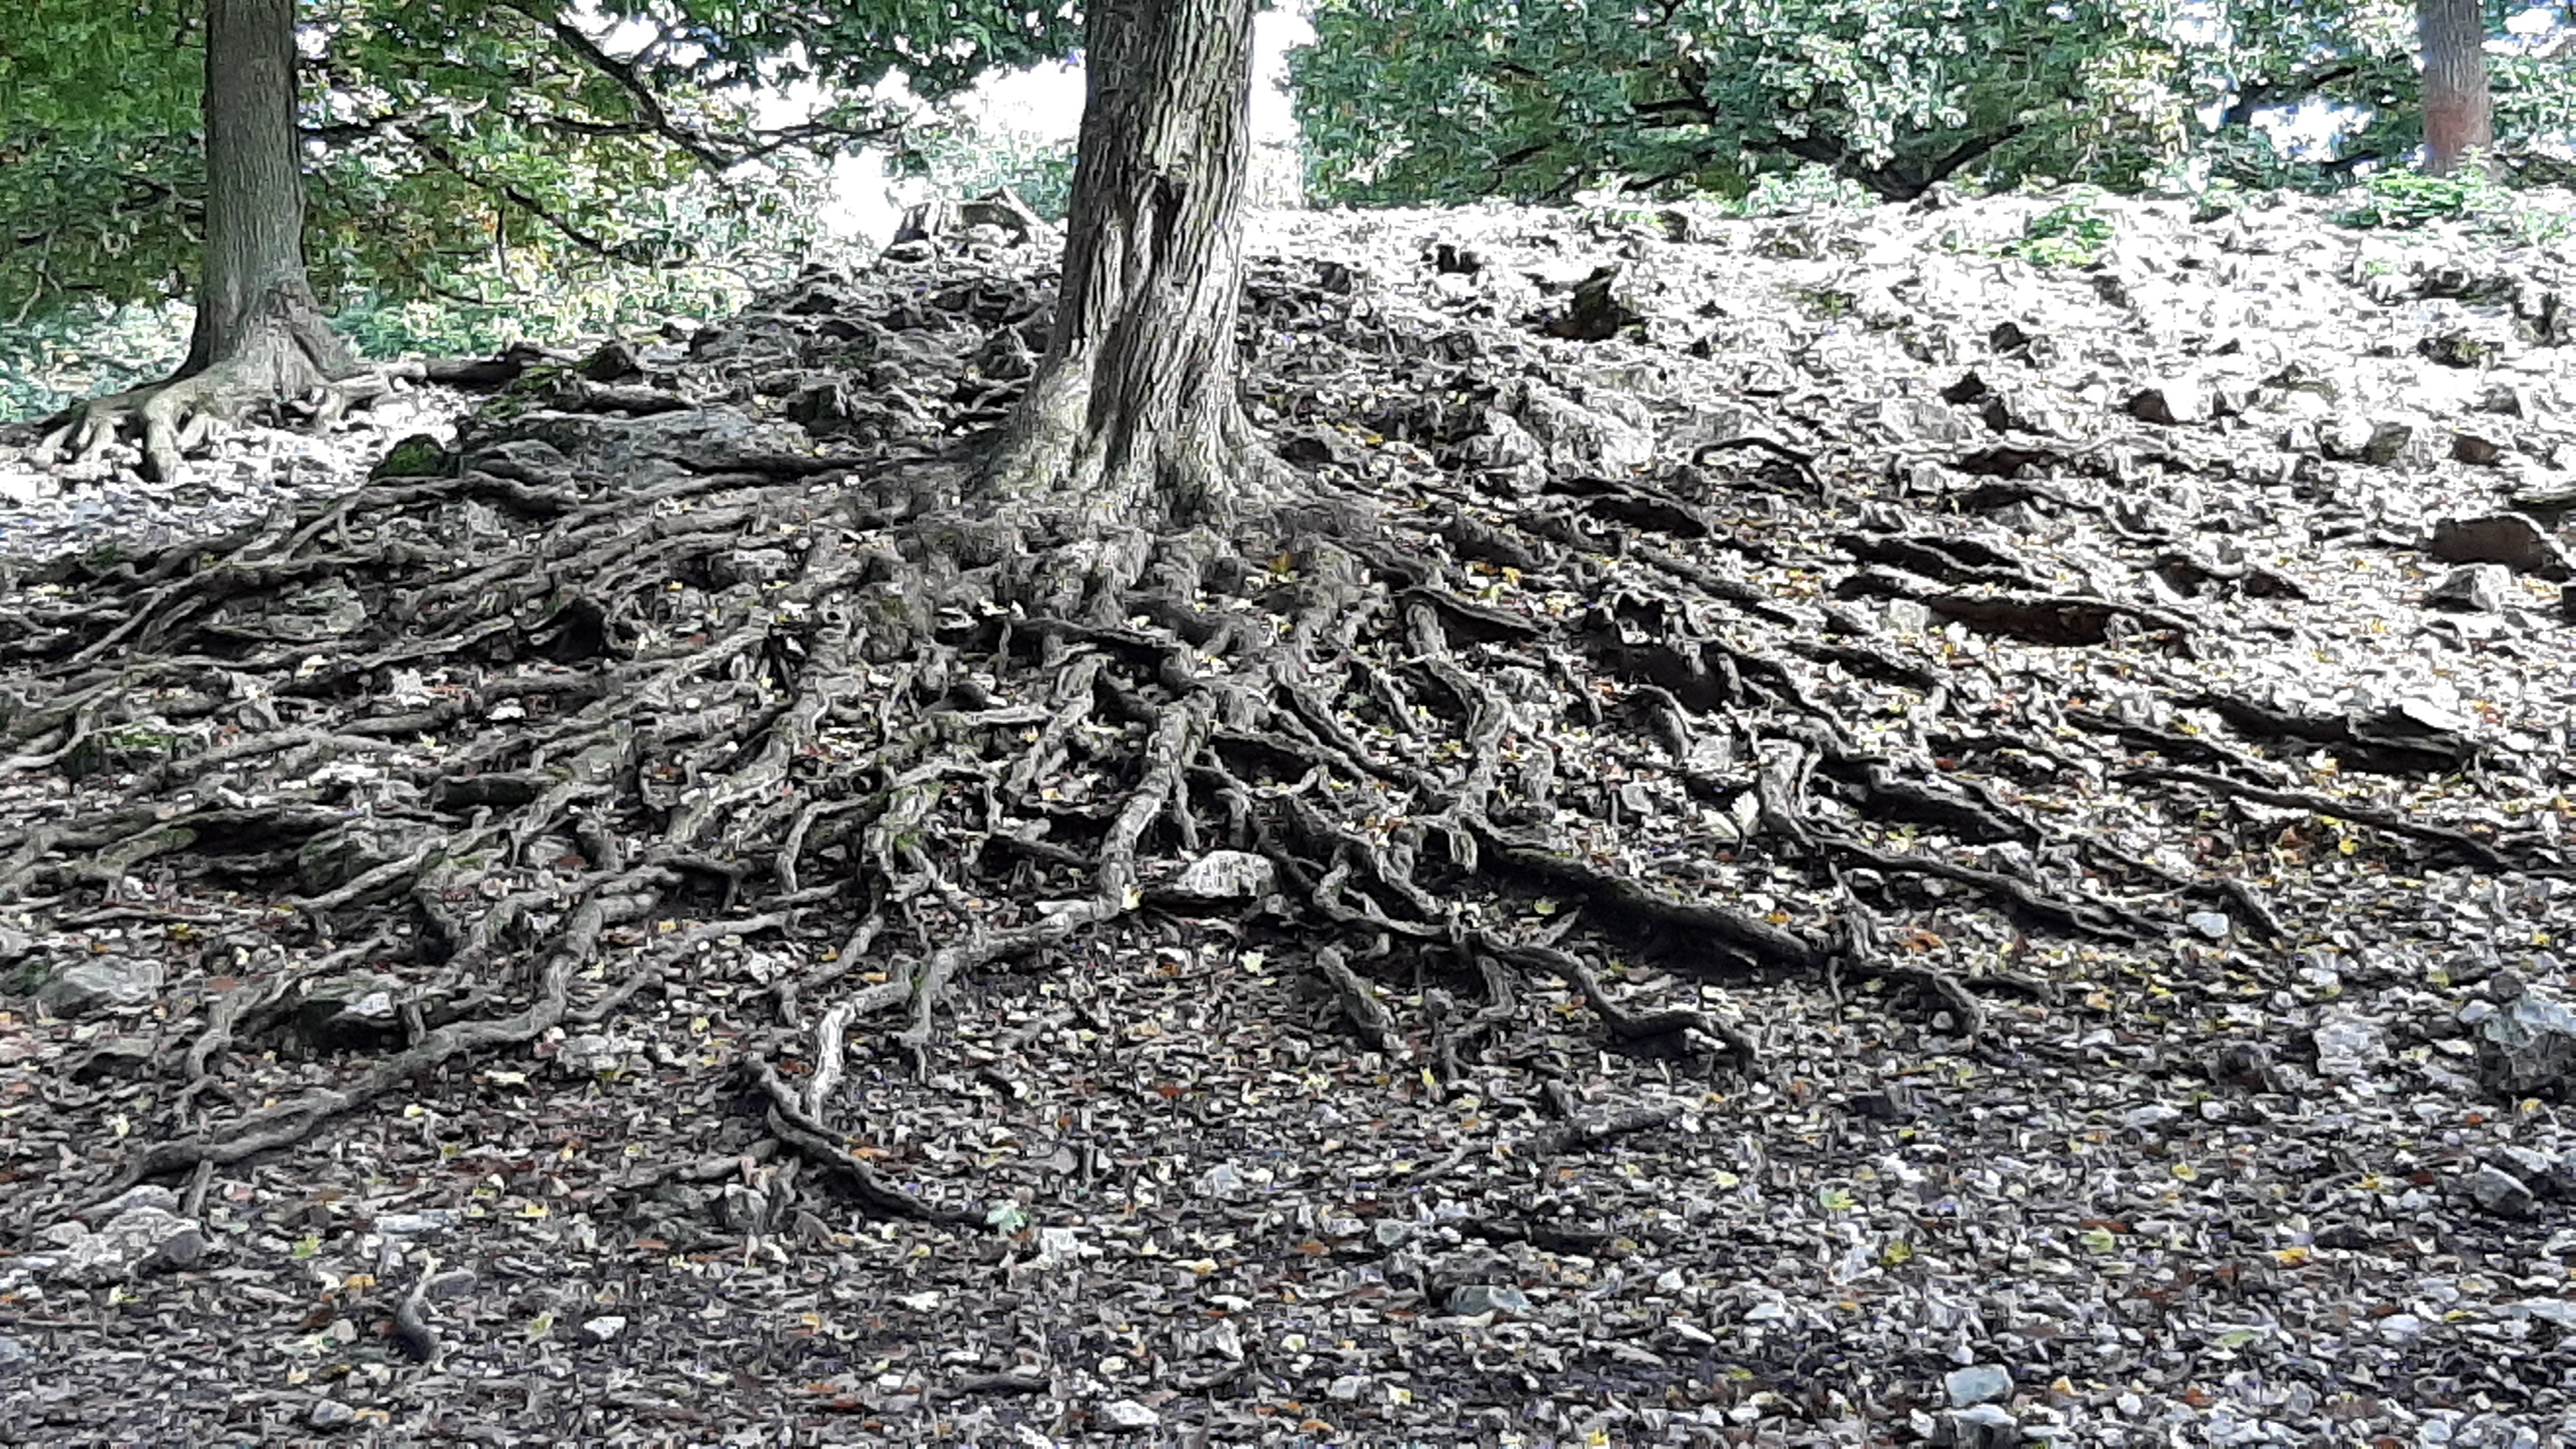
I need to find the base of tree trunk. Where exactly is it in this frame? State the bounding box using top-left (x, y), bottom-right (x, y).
top-left (973, 369), bottom-right (1275, 530)
top-left (41, 288), bottom-right (361, 482)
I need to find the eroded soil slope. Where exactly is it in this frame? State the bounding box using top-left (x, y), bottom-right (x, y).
top-left (1, 191), bottom-right (2574, 1448)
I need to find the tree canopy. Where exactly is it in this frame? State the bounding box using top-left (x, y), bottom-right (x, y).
top-left (1292, 0), bottom-right (2576, 205)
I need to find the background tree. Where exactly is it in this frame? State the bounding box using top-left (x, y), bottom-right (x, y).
top-left (2418, 0), bottom-right (2496, 174)
top-left (45, 0), bottom-right (358, 482)
top-left (1, 0), bottom-right (1081, 461)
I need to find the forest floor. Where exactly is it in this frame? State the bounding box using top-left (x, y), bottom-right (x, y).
top-left (2, 188), bottom-right (2575, 1448)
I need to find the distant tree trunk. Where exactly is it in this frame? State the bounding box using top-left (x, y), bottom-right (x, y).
top-left (2418, 0), bottom-right (2495, 176)
top-left (979, 0), bottom-right (1262, 525)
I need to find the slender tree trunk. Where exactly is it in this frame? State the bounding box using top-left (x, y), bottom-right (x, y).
top-left (980, 0), bottom-right (1262, 525)
top-left (2418, 0), bottom-right (2495, 176)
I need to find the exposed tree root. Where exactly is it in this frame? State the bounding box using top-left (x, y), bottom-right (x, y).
top-left (3, 238), bottom-right (2554, 1245)
top-left (38, 307), bottom-right (371, 482)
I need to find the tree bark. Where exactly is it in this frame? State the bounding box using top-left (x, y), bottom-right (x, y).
top-left (2417, 0), bottom-right (2494, 176)
top-left (979, 0), bottom-right (1262, 525)
top-left (186, 0), bottom-right (354, 388)
top-left (46, 0), bottom-right (362, 479)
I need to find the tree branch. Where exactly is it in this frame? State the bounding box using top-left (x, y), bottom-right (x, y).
top-left (2221, 61), bottom-right (2363, 130)
top-left (494, 0), bottom-right (734, 173)
top-left (404, 129), bottom-right (656, 266)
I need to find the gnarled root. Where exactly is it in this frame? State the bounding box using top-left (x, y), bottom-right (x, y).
top-left (40, 321), bottom-right (372, 482)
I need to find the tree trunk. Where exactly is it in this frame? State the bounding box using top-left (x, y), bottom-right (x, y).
top-left (979, 0), bottom-right (1262, 525)
top-left (2418, 0), bottom-right (2494, 176)
top-left (54, 0), bottom-right (365, 480)
top-left (186, 0), bottom-right (353, 387)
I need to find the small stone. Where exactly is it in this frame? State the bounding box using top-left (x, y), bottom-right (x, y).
top-left (1933, 1404), bottom-right (2020, 1449)
top-left (47, 1206), bottom-right (203, 1286)
top-left (2452, 432), bottom-right (2506, 466)
top-left (2126, 382), bottom-right (2204, 426)
top-left (2497, 1145), bottom-right (2561, 1196)
top-left (85, 1185), bottom-right (180, 1221)
top-left (0, 1333), bottom-right (27, 1365)
top-left (556, 1034), bottom-right (628, 1076)
top-left (2324, 417), bottom-right (2414, 465)
top-left (369, 433), bottom-right (452, 480)
top-left (1327, 1374), bottom-right (1368, 1402)
top-left (2430, 513), bottom-right (2572, 580)
top-left (2425, 564), bottom-right (2511, 613)
top-left (2481, 988), bottom-right (2576, 1096)
top-left (308, 1400), bottom-right (358, 1431)
top-left (143, 1225), bottom-right (206, 1273)
top-left (1446, 1283), bottom-right (1533, 1317)
top-left (2419, 326), bottom-right (2497, 368)
top-left (2469, 1165), bottom-right (2536, 1216)
top-left (1945, 1363), bottom-right (2014, 1407)
top-left (33, 956), bottom-right (164, 1017)
top-left (1166, 850), bottom-right (1275, 902)
top-left (581, 1315), bottom-right (627, 1344)
top-left (36, 1220), bottom-right (89, 1250)
top-left (1097, 1399), bottom-right (1161, 1431)
top-left (2185, 910), bottom-right (2231, 940)
top-left (373, 1209), bottom-right (459, 1236)
top-left (2314, 1010), bottom-right (2387, 1082)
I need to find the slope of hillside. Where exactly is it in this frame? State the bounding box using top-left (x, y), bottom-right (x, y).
top-left (1, 189), bottom-right (2573, 1446)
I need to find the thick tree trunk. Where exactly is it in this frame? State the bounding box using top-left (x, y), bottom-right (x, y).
top-left (185, 0), bottom-right (354, 392)
top-left (2417, 0), bottom-right (2495, 176)
top-left (47, 0), bottom-right (360, 479)
top-left (979, 0), bottom-right (1262, 525)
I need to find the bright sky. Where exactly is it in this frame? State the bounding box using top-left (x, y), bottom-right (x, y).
top-left (765, 9), bottom-right (1315, 244)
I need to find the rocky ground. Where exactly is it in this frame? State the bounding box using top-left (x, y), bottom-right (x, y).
top-left (2, 187), bottom-right (2575, 1448)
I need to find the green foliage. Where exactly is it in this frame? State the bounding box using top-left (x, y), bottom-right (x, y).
top-left (1728, 167), bottom-right (1885, 216)
top-left (1294, 0), bottom-right (2576, 210)
top-left (894, 111), bottom-right (1079, 220)
top-left (330, 259), bottom-right (758, 361)
top-left (2011, 191), bottom-right (2117, 267)
top-left (1294, 0), bottom-right (2193, 208)
top-left (2328, 163), bottom-right (2574, 244)
top-left (2331, 168), bottom-right (2508, 228)
top-left (0, 0), bottom-right (1077, 342)
top-left (0, 303), bottom-right (190, 422)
